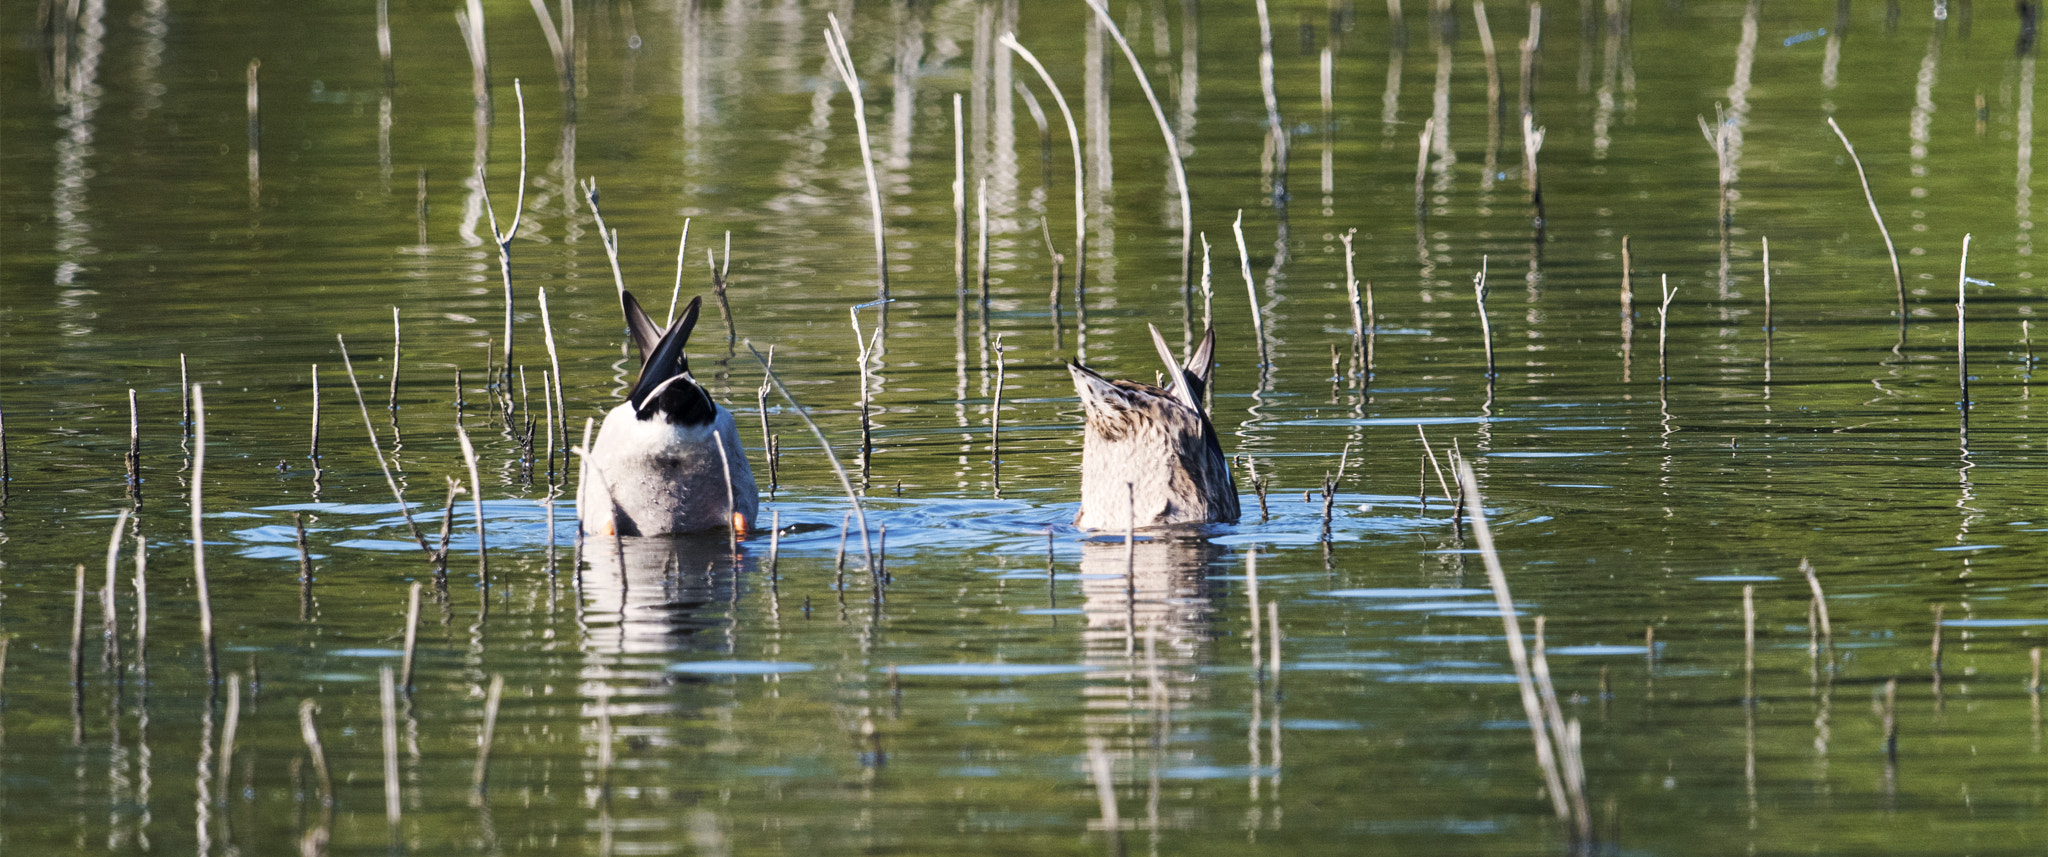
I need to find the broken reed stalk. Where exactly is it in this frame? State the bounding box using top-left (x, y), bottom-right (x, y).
top-left (1002, 35), bottom-right (1086, 297)
top-left (747, 340), bottom-right (874, 573)
top-left (455, 423), bottom-right (488, 590)
top-left (1826, 117), bottom-right (1907, 336)
top-left (190, 384), bottom-right (218, 684)
top-left (992, 333), bottom-right (1006, 496)
top-left (1232, 211), bottom-right (1270, 367)
top-left (474, 673), bottom-right (504, 793)
top-left (308, 364), bottom-right (321, 464)
top-left (1958, 233), bottom-right (1974, 413)
top-left (380, 665), bottom-right (401, 831)
top-left (711, 233), bottom-right (737, 344)
top-left (1455, 460), bottom-right (1591, 842)
top-left (389, 308), bottom-right (403, 414)
top-left (482, 80), bottom-right (530, 387)
top-left (400, 581), bottom-right (422, 692)
top-left (338, 335), bottom-right (438, 566)
top-left (1085, 0), bottom-right (1193, 287)
top-left (824, 14), bottom-right (889, 299)
top-left (1475, 256), bottom-right (1496, 379)
top-left (850, 306), bottom-right (883, 486)
top-left (1318, 472), bottom-right (1336, 543)
top-left (1341, 230), bottom-right (1366, 383)
top-left (125, 388), bottom-right (139, 501)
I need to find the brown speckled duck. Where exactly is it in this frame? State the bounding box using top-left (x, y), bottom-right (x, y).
top-left (1067, 324), bottom-right (1240, 530)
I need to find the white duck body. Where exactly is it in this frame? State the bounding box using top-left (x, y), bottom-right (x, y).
top-left (578, 292), bottom-right (758, 537)
top-left (580, 399), bottom-right (757, 536)
top-left (1069, 325), bottom-right (1240, 530)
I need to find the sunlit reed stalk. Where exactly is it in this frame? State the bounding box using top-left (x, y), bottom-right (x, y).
top-left (482, 80), bottom-right (529, 387)
top-left (1826, 117), bottom-right (1906, 337)
top-left (1800, 557), bottom-right (1834, 652)
top-left (474, 673), bottom-right (504, 793)
top-left (1474, 256), bottom-right (1495, 379)
top-left (1657, 275), bottom-right (1676, 387)
top-left (1199, 235), bottom-right (1215, 343)
top-left (1002, 35), bottom-right (1085, 298)
top-left (581, 180), bottom-right (628, 302)
top-left (380, 665), bottom-right (401, 833)
top-left (713, 428), bottom-right (738, 552)
top-left (69, 563), bottom-right (85, 713)
top-left (1321, 46), bottom-right (1335, 194)
top-left (850, 305), bottom-right (884, 486)
top-left (455, 423), bottom-right (488, 591)
top-left (1341, 230), bottom-right (1365, 383)
top-left (307, 364), bottom-right (321, 465)
top-left (537, 287), bottom-right (566, 455)
top-left (991, 333), bottom-right (1006, 497)
top-left (1957, 234), bottom-right (1975, 413)
top-left (1456, 460), bottom-right (1590, 842)
top-left (293, 512), bottom-right (313, 619)
top-left (102, 509), bottom-right (129, 673)
top-left (400, 581), bottom-right (421, 693)
top-left (179, 354), bottom-right (191, 434)
top-left (1085, 0), bottom-right (1192, 287)
top-left (124, 388), bottom-right (140, 505)
top-left (669, 218), bottom-right (692, 325)
top-left (710, 234), bottom-right (737, 345)
top-left (1232, 211), bottom-right (1269, 367)
top-left (189, 384), bottom-right (218, 685)
top-left (339, 335), bottom-right (438, 567)
top-left (1240, 455), bottom-right (1271, 523)
top-left (824, 14), bottom-right (889, 299)
top-left (952, 93), bottom-right (967, 303)
top-left (747, 340), bottom-right (874, 572)
top-left (246, 59), bottom-right (260, 209)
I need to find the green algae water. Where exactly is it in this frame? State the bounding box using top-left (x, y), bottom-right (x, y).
top-left (5, 0), bottom-right (2048, 853)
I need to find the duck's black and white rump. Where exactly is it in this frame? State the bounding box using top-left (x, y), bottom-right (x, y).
top-left (579, 291), bottom-right (758, 537)
top-left (1068, 324), bottom-right (1239, 530)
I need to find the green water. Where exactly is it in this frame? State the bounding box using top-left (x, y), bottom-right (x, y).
top-left (6, 0), bottom-right (2048, 853)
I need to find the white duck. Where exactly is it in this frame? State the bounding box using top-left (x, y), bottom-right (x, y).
top-left (1068, 324), bottom-right (1240, 530)
top-left (579, 291), bottom-right (757, 537)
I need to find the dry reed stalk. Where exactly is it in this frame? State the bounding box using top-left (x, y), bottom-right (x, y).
top-left (455, 423), bottom-right (488, 590)
top-left (179, 355), bottom-right (191, 433)
top-left (338, 336), bottom-right (437, 564)
top-left (1232, 211), bottom-right (1270, 367)
top-left (1084, 0), bottom-right (1193, 286)
top-left (747, 341), bottom-right (874, 572)
top-left (538, 287), bottom-right (567, 474)
top-left (400, 582), bottom-right (421, 692)
top-left (710, 234), bottom-right (737, 345)
top-left (850, 305), bottom-right (884, 486)
top-left (1475, 256), bottom-right (1496, 379)
top-left (580, 180), bottom-right (628, 301)
top-left (474, 673), bottom-right (505, 792)
top-left (669, 219), bottom-right (693, 325)
top-left (713, 428), bottom-right (738, 552)
top-left (190, 384), bottom-right (218, 684)
top-left (824, 14), bottom-right (889, 299)
top-left (482, 80), bottom-right (530, 387)
top-left (125, 389), bottom-right (140, 502)
top-left (380, 665), bottom-right (401, 831)
top-left (389, 308), bottom-right (403, 414)
top-left (1657, 275), bottom-right (1676, 386)
top-left (992, 333), bottom-right (1006, 496)
top-left (1826, 117), bottom-right (1907, 336)
top-left (1800, 558), bottom-right (1834, 647)
top-left (1456, 460), bottom-right (1590, 841)
top-left (1318, 472), bottom-right (1336, 543)
top-left (1341, 230), bottom-right (1365, 383)
top-left (1957, 234), bottom-right (1975, 413)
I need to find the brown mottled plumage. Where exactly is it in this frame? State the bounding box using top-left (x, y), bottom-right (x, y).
top-left (1068, 324), bottom-right (1240, 530)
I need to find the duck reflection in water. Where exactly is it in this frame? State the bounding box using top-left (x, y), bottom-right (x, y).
top-left (580, 535), bottom-right (746, 717)
top-left (1080, 532), bottom-right (1225, 685)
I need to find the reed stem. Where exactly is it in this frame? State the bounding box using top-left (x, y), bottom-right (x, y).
top-left (1085, 0), bottom-right (1193, 287)
top-left (190, 384), bottom-right (218, 684)
top-left (1826, 117), bottom-right (1907, 338)
top-left (1001, 35), bottom-right (1086, 297)
top-left (747, 340), bottom-right (874, 574)
top-left (1233, 211), bottom-right (1269, 367)
top-left (339, 335), bottom-right (437, 565)
top-left (824, 14), bottom-right (889, 299)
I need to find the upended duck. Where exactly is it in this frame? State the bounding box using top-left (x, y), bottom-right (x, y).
top-left (579, 291), bottom-right (757, 537)
top-left (1068, 324), bottom-right (1240, 530)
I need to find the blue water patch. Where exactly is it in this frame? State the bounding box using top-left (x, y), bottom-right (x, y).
top-left (1940, 618), bottom-right (2048, 628)
top-left (1289, 661), bottom-right (1410, 672)
top-left (1284, 719), bottom-right (1365, 731)
top-left (1381, 672), bottom-right (1519, 685)
top-left (890, 663), bottom-right (1090, 677)
top-left (667, 661), bottom-right (815, 675)
top-left (1539, 425), bottom-right (1623, 431)
top-left (1485, 451), bottom-right (1608, 458)
top-left (1548, 644), bottom-right (1650, 657)
top-left (1933, 545), bottom-right (2003, 552)
top-left (1325, 587), bottom-right (1492, 599)
top-left (329, 648), bottom-right (404, 658)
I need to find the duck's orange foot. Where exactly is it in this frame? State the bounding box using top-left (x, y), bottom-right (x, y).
top-left (731, 511), bottom-right (750, 535)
